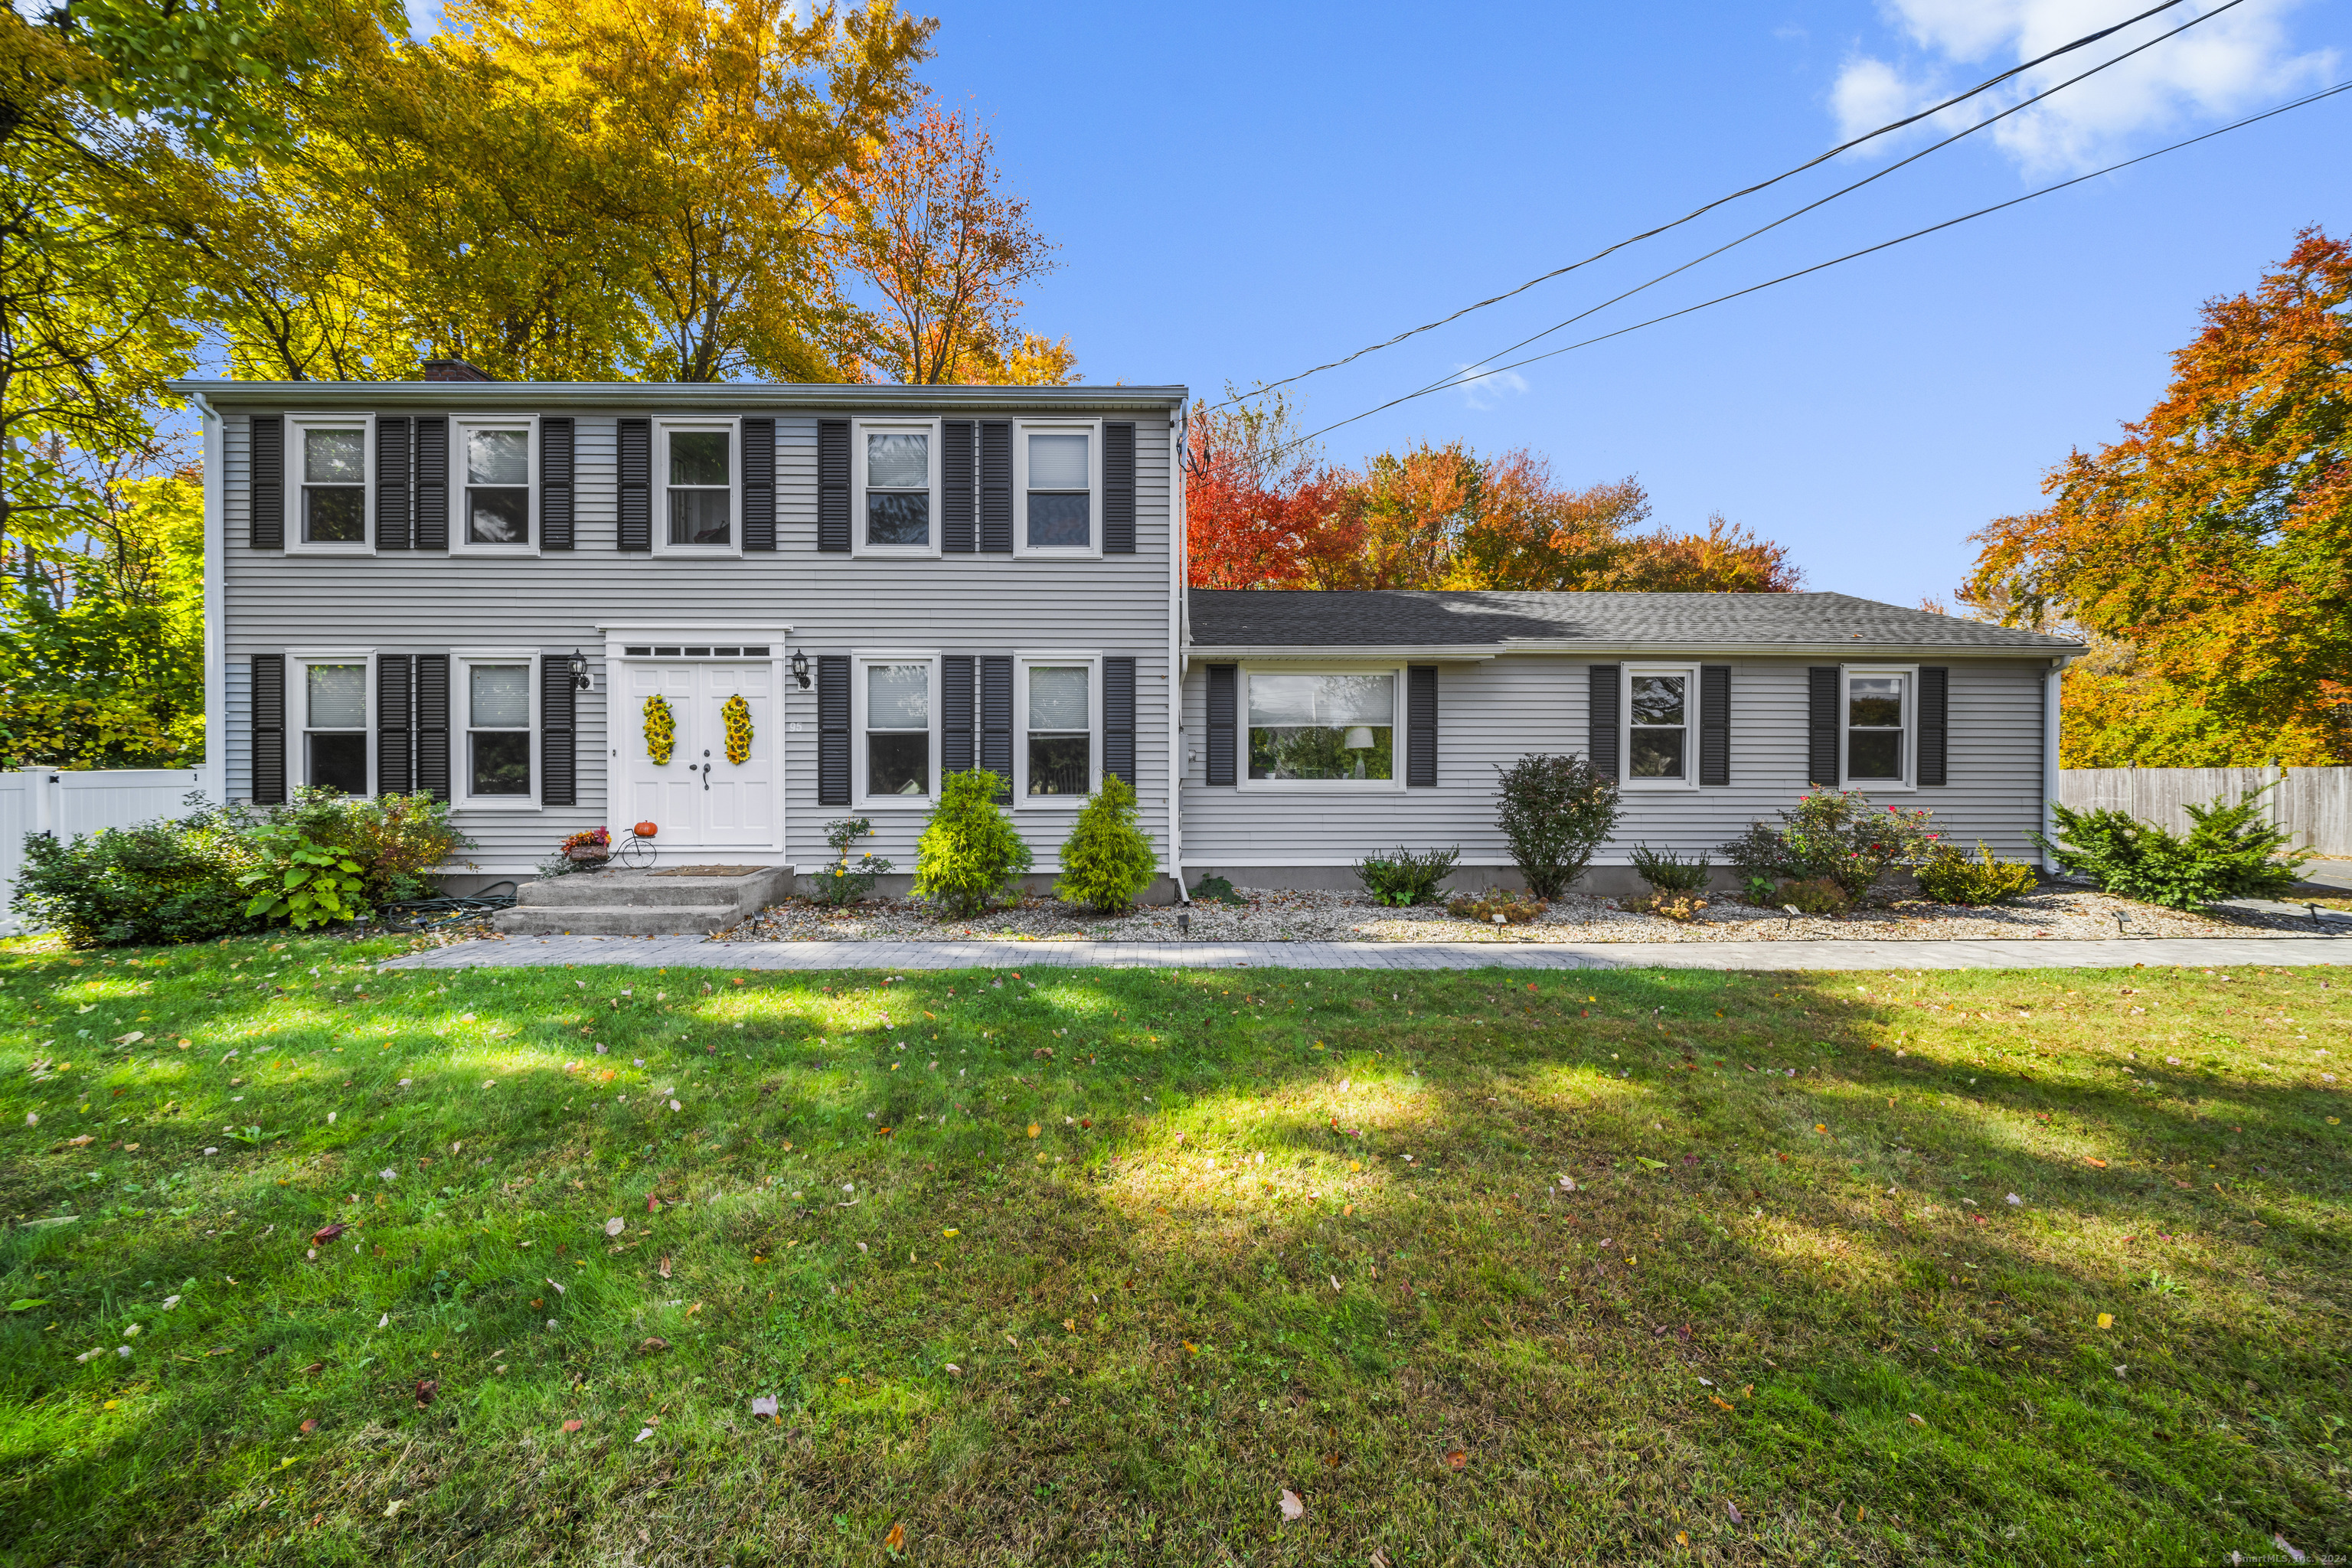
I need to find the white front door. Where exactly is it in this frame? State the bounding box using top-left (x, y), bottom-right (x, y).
top-left (622, 662), bottom-right (779, 850)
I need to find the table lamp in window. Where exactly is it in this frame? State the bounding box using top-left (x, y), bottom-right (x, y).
top-left (1343, 725), bottom-right (1374, 780)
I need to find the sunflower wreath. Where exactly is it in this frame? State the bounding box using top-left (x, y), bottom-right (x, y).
top-left (642, 694), bottom-right (676, 765)
top-left (720, 694), bottom-right (753, 765)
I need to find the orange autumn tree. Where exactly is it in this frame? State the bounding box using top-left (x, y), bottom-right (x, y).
top-left (1185, 397), bottom-right (1800, 593)
top-left (1964, 227), bottom-right (2352, 764)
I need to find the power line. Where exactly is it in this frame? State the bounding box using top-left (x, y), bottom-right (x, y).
top-left (1268, 78), bottom-right (2352, 459)
top-left (1410, 0), bottom-right (2246, 413)
top-left (1213, 0), bottom-right (2196, 412)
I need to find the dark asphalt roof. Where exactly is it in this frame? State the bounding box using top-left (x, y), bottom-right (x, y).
top-left (1187, 589), bottom-right (2081, 653)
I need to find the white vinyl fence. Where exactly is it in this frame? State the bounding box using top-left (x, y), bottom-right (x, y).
top-left (0, 769), bottom-right (209, 934)
top-left (2058, 766), bottom-right (2351, 856)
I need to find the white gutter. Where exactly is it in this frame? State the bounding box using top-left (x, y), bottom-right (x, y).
top-left (1189, 640), bottom-right (2084, 661)
top-left (165, 380), bottom-right (1190, 416)
top-left (1168, 400), bottom-right (1187, 903)
top-left (194, 393), bottom-right (226, 805)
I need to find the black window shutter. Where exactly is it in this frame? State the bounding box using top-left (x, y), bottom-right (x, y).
top-left (1587, 664), bottom-right (1620, 780)
top-left (1918, 666), bottom-right (1949, 786)
top-left (541, 416), bottom-right (575, 550)
top-left (415, 655), bottom-right (451, 801)
top-left (541, 655), bottom-right (576, 806)
top-left (941, 655), bottom-right (975, 773)
top-left (377, 416), bottom-right (413, 550)
top-left (1205, 663), bottom-right (1236, 786)
top-left (817, 419), bottom-right (850, 552)
top-left (411, 417), bottom-right (448, 550)
top-left (377, 654), bottom-right (413, 795)
top-left (942, 420), bottom-right (975, 553)
top-left (1406, 665), bottom-right (1437, 786)
top-left (250, 416), bottom-right (284, 550)
top-left (251, 653), bottom-right (286, 803)
top-left (1103, 421), bottom-right (1136, 554)
top-left (617, 418), bottom-right (651, 552)
top-left (978, 421), bottom-right (1012, 551)
top-left (817, 655), bottom-right (851, 805)
top-left (1699, 665), bottom-right (1730, 786)
top-left (1808, 666), bottom-right (1841, 787)
top-left (980, 655), bottom-right (1013, 802)
top-left (741, 416), bottom-right (775, 550)
top-left (1104, 655), bottom-right (1137, 786)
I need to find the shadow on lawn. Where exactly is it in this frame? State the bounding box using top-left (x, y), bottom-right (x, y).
top-left (2, 959), bottom-right (2345, 1563)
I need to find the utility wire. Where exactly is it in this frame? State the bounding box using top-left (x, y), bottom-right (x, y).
top-left (1213, 0), bottom-right (2195, 412)
top-left (1266, 78), bottom-right (2352, 459)
top-left (1414, 0), bottom-right (2246, 412)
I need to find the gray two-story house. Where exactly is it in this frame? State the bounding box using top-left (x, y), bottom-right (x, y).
top-left (176, 370), bottom-right (2081, 926)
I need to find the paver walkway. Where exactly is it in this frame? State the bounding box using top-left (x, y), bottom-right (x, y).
top-left (384, 933), bottom-right (2352, 972)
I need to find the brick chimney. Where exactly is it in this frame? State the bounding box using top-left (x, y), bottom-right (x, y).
top-left (423, 358), bottom-right (494, 382)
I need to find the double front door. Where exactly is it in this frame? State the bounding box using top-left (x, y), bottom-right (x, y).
top-left (622, 662), bottom-right (776, 848)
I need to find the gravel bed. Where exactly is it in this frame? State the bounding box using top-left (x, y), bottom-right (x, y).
top-left (716, 884), bottom-right (2330, 945)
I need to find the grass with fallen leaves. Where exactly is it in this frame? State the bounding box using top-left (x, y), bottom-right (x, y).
top-left (1, 935), bottom-right (2347, 1564)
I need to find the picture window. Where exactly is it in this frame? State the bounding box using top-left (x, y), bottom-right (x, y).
top-left (1246, 671), bottom-right (1393, 782)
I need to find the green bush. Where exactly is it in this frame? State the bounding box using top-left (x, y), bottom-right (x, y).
top-left (1493, 753), bottom-right (1620, 899)
top-left (2039, 786), bottom-right (2309, 911)
top-left (11, 793), bottom-right (261, 946)
top-left (1628, 843), bottom-right (1710, 894)
top-left (811, 817), bottom-right (892, 906)
top-left (1720, 789), bottom-right (1939, 901)
top-left (1775, 877), bottom-right (1851, 916)
top-left (1917, 841), bottom-right (2040, 905)
top-left (1187, 874), bottom-right (1247, 906)
top-left (1054, 775), bottom-right (1158, 914)
top-left (273, 788), bottom-right (466, 906)
top-left (1354, 845), bottom-right (1459, 907)
top-left (913, 769), bottom-right (1034, 916)
top-left (240, 822), bottom-right (368, 929)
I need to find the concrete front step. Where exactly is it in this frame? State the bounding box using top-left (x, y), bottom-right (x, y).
top-left (492, 864), bottom-right (794, 936)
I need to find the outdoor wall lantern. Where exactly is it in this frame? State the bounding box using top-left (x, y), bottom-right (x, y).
top-left (789, 648), bottom-right (812, 689)
top-left (567, 649), bottom-right (592, 691)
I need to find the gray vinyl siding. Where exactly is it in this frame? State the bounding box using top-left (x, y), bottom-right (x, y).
top-left (1178, 655), bottom-right (2052, 881)
top-left (220, 406), bottom-right (1176, 878)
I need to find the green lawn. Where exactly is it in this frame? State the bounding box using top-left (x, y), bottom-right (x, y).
top-left (2, 936), bottom-right (2347, 1565)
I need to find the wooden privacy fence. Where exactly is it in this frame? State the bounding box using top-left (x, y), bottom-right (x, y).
top-left (0, 769), bottom-right (208, 933)
top-left (2058, 767), bottom-right (2352, 856)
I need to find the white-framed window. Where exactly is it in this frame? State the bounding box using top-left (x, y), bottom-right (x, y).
top-left (1017, 654), bottom-right (1099, 803)
top-left (1013, 420), bottom-right (1100, 557)
top-left (286, 414), bottom-right (373, 553)
top-left (292, 649), bottom-right (373, 795)
top-left (852, 419), bottom-right (939, 557)
top-left (452, 416), bottom-right (535, 553)
top-left (453, 650), bottom-right (539, 807)
top-left (1240, 665), bottom-right (1402, 789)
top-left (1622, 662), bottom-right (1699, 789)
top-left (1843, 665), bottom-right (1915, 789)
top-left (655, 420), bottom-right (739, 554)
top-left (854, 654), bottom-right (938, 805)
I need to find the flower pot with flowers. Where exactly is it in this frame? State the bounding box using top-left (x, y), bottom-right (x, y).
top-left (557, 827), bottom-right (612, 871)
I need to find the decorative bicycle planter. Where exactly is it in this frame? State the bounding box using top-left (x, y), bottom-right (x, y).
top-left (612, 822), bottom-right (658, 869)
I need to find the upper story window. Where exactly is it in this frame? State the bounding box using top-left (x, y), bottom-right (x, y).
top-left (1015, 421), bottom-right (1098, 557)
top-left (461, 422), bottom-right (531, 547)
top-left (1847, 671), bottom-right (1908, 782)
top-left (1023, 662), bottom-right (1092, 799)
top-left (302, 658), bottom-right (369, 794)
top-left (648, 422), bottom-right (737, 553)
top-left (288, 416), bottom-right (372, 551)
top-left (866, 430), bottom-right (930, 549)
top-left (1246, 670), bottom-right (1395, 784)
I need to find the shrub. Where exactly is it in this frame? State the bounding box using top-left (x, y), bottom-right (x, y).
top-left (1775, 877), bottom-right (1851, 916)
top-left (1628, 843), bottom-right (1710, 894)
top-left (240, 822), bottom-right (369, 930)
top-left (1719, 789), bottom-right (1939, 901)
top-left (1354, 845), bottom-right (1459, 907)
top-left (272, 787), bottom-right (466, 906)
top-left (1494, 753), bottom-right (1620, 899)
top-left (2039, 786), bottom-right (2310, 911)
top-left (1187, 874), bottom-right (1247, 906)
top-left (1632, 890), bottom-right (1709, 922)
top-left (10, 793), bottom-right (261, 946)
top-left (812, 817), bottom-right (893, 906)
top-left (1917, 841), bottom-right (2040, 905)
top-left (1054, 775), bottom-right (1158, 914)
top-left (1447, 890), bottom-right (1545, 925)
top-left (913, 769), bottom-right (1034, 916)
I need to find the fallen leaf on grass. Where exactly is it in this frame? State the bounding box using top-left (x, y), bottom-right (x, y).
top-left (2083, 1157), bottom-right (2109, 1168)
top-left (311, 1223), bottom-right (346, 1246)
top-left (2096, 1312), bottom-right (2113, 1329)
top-left (639, 1337), bottom-right (669, 1353)
top-left (384, 1500), bottom-right (407, 1519)
top-left (606, 1217), bottom-right (626, 1237)
top-left (751, 1396), bottom-right (778, 1420)
top-left (413, 1380), bottom-right (436, 1408)
top-left (1726, 1501), bottom-right (1743, 1524)
top-left (1277, 1489), bottom-right (1304, 1521)
top-left (658, 1256), bottom-right (672, 1279)
top-left (112, 1031), bottom-right (143, 1044)
top-left (299, 1361), bottom-right (323, 1375)
top-left (1906, 1412), bottom-right (1926, 1426)
top-left (1370, 1551), bottom-right (1390, 1568)
top-left (1709, 1396), bottom-right (1734, 1411)
top-left (1445, 1449), bottom-right (1467, 1469)
top-left (884, 1522), bottom-right (906, 1553)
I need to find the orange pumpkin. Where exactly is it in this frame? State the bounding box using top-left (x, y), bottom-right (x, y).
top-left (634, 821), bottom-right (658, 838)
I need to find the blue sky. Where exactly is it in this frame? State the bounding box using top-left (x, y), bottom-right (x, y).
top-left (407, 0), bottom-right (2352, 608)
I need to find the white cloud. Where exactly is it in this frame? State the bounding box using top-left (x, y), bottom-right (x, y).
top-left (1831, 0), bottom-right (2337, 173)
top-left (1453, 364), bottom-right (1530, 410)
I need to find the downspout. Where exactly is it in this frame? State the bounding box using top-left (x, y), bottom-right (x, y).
top-left (1169, 396), bottom-right (1189, 905)
top-left (194, 393), bottom-right (227, 805)
top-left (2040, 656), bottom-right (2064, 874)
